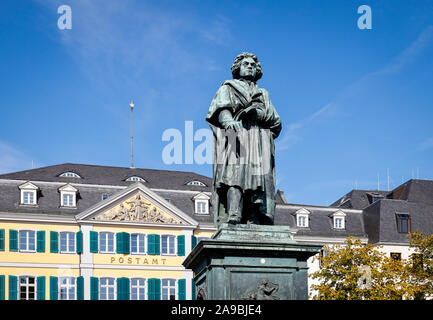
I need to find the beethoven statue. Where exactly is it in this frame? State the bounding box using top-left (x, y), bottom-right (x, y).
top-left (206, 52), bottom-right (282, 227)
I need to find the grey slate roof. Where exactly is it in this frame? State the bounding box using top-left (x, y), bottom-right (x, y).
top-left (0, 163), bottom-right (212, 191)
top-left (275, 204), bottom-right (366, 239)
top-left (331, 189), bottom-right (390, 210)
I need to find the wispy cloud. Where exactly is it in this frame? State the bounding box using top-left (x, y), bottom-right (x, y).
top-left (0, 140), bottom-right (35, 174)
top-left (417, 137), bottom-right (433, 151)
top-left (275, 103), bottom-right (334, 151)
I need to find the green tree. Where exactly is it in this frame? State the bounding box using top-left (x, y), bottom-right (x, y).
top-left (408, 232), bottom-right (433, 299)
top-left (310, 237), bottom-right (415, 300)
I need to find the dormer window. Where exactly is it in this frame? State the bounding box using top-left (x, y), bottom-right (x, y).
top-left (192, 192), bottom-right (210, 214)
top-left (19, 182), bottom-right (39, 206)
top-left (294, 208), bottom-right (310, 228)
top-left (367, 192), bottom-right (384, 205)
top-left (126, 176), bottom-right (146, 182)
top-left (187, 180), bottom-right (207, 187)
top-left (330, 210), bottom-right (346, 229)
top-left (59, 172), bottom-right (81, 178)
top-left (59, 184), bottom-right (78, 207)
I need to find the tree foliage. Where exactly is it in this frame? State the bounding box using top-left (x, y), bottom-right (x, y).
top-left (309, 236), bottom-right (427, 300)
top-left (408, 232), bottom-right (433, 299)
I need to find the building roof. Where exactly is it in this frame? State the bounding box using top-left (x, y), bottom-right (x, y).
top-left (0, 163), bottom-right (212, 191)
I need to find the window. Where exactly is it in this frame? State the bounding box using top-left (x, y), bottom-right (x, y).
top-left (187, 180), bottom-right (206, 186)
top-left (59, 172), bottom-right (81, 178)
top-left (330, 210), bottom-right (346, 229)
top-left (131, 234), bottom-right (146, 254)
top-left (23, 192), bottom-right (35, 205)
top-left (60, 232), bottom-right (75, 253)
top-left (396, 213), bottom-right (411, 233)
top-left (62, 193), bottom-right (74, 207)
top-left (161, 279), bottom-right (176, 300)
top-left (19, 182), bottom-right (38, 205)
top-left (59, 184), bottom-right (78, 207)
top-left (19, 230), bottom-right (36, 252)
top-left (130, 278), bottom-right (146, 300)
top-left (99, 232), bottom-right (115, 253)
top-left (195, 200), bottom-right (208, 214)
top-left (102, 193), bottom-right (109, 201)
top-left (59, 277), bottom-right (76, 300)
top-left (390, 252), bottom-right (401, 261)
top-left (99, 278), bottom-right (115, 300)
top-left (297, 215), bottom-right (308, 227)
top-left (19, 276), bottom-right (35, 300)
top-left (161, 235), bottom-right (175, 255)
top-left (334, 217), bottom-right (344, 229)
top-left (126, 176), bottom-right (145, 182)
top-left (319, 249), bottom-right (328, 267)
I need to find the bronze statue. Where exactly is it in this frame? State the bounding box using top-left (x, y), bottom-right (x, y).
top-left (206, 52), bottom-right (282, 227)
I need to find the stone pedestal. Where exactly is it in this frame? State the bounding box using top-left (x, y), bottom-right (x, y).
top-left (183, 223), bottom-right (322, 300)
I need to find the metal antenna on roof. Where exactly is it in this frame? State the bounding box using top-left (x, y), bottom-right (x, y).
top-left (377, 173), bottom-right (381, 191)
top-left (130, 100), bottom-right (135, 169)
top-left (387, 168), bottom-right (390, 191)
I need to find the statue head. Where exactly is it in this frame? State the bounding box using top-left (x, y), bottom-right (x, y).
top-left (231, 52), bottom-right (263, 82)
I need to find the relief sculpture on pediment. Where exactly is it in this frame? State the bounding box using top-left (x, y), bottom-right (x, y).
top-left (94, 194), bottom-right (182, 224)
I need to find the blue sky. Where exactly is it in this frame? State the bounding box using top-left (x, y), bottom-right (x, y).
top-left (1, 0), bottom-right (432, 205)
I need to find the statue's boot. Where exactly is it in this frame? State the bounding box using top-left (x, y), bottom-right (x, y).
top-left (227, 187), bottom-right (243, 224)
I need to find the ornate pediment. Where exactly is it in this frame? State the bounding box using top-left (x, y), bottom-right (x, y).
top-left (93, 193), bottom-right (182, 224)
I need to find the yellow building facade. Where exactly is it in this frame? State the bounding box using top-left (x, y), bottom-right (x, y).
top-left (0, 164), bottom-right (216, 300)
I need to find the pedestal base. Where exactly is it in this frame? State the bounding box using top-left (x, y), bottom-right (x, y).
top-left (183, 223), bottom-right (322, 300)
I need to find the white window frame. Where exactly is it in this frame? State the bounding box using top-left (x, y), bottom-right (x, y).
top-left (294, 208), bottom-right (310, 228)
top-left (18, 229), bottom-right (36, 253)
top-left (187, 180), bottom-right (206, 186)
top-left (330, 210), bottom-right (346, 229)
top-left (99, 232), bottom-right (115, 254)
top-left (161, 278), bottom-right (177, 300)
top-left (19, 182), bottom-right (38, 206)
top-left (59, 172), bottom-right (81, 178)
top-left (59, 231), bottom-right (76, 254)
top-left (130, 233), bottom-right (147, 255)
top-left (59, 184), bottom-right (78, 208)
top-left (130, 277), bottom-right (147, 300)
top-left (59, 276), bottom-right (76, 300)
top-left (99, 277), bottom-right (116, 300)
top-left (18, 275), bottom-right (36, 300)
top-left (126, 176), bottom-right (146, 182)
top-left (161, 234), bottom-right (176, 256)
top-left (195, 200), bottom-right (209, 214)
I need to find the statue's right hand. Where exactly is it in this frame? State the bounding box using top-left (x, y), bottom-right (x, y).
top-left (223, 120), bottom-right (243, 132)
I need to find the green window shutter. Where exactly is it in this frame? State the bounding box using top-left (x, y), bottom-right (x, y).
top-left (90, 277), bottom-right (99, 300)
top-left (50, 276), bottom-right (58, 300)
top-left (50, 231), bottom-right (58, 253)
top-left (0, 229), bottom-right (5, 251)
top-left (191, 235), bottom-right (197, 250)
top-left (123, 233), bottom-right (130, 254)
top-left (177, 235), bottom-right (185, 256)
top-left (37, 231), bottom-right (45, 253)
top-left (116, 232), bottom-right (129, 254)
top-left (8, 276), bottom-right (17, 300)
top-left (178, 279), bottom-right (186, 300)
top-left (191, 278), bottom-right (196, 300)
top-left (148, 278), bottom-right (161, 300)
top-left (77, 276), bottom-right (84, 300)
top-left (148, 234), bottom-right (156, 255)
top-left (9, 230), bottom-right (18, 252)
top-left (117, 277), bottom-right (129, 300)
top-left (0, 275), bottom-right (5, 300)
top-left (76, 231), bottom-right (83, 254)
top-left (36, 276), bottom-right (45, 300)
top-left (154, 234), bottom-right (160, 255)
top-left (90, 231), bottom-right (98, 253)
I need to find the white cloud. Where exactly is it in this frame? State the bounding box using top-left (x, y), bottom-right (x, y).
top-left (0, 140), bottom-right (35, 174)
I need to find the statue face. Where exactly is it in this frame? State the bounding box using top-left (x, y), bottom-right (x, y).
top-left (239, 57), bottom-right (257, 80)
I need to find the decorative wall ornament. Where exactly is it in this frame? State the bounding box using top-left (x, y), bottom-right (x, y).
top-left (242, 278), bottom-right (280, 300)
top-left (93, 194), bottom-right (182, 224)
